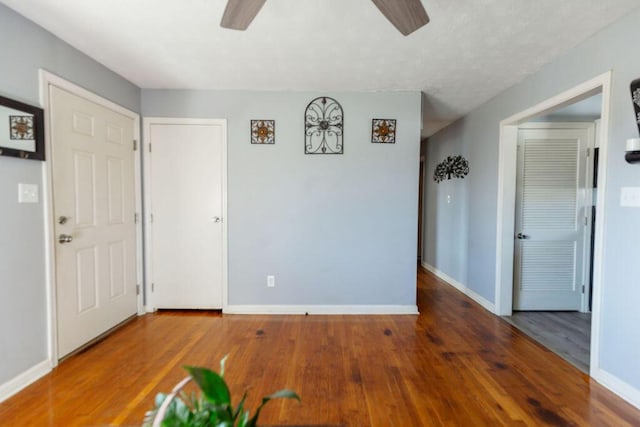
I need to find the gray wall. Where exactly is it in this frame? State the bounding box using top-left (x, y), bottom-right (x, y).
top-left (142, 90), bottom-right (421, 306)
top-left (423, 125), bottom-right (468, 284)
top-left (0, 4), bottom-right (140, 385)
top-left (423, 7), bottom-right (640, 392)
top-left (533, 92), bottom-right (602, 122)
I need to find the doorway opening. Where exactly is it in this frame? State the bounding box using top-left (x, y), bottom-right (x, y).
top-left (495, 72), bottom-right (611, 376)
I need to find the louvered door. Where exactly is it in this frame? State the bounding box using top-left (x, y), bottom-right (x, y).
top-left (513, 127), bottom-right (590, 310)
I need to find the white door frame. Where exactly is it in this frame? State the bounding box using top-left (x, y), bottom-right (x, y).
top-left (494, 71), bottom-right (611, 377)
top-left (39, 70), bottom-right (144, 367)
top-left (142, 117), bottom-right (228, 312)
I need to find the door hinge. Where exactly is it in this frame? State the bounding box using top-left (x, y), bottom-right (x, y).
top-left (133, 139), bottom-right (137, 151)
top-left (134, 213), bottom-right (139, 224)
top-left (151, 282), bottom-right (155, 292)
top-left (149, 143), bottom-right (152, 153)
top-left (584, 216), bottom-right (588, 226)
top-left (136, 284), bottom-right (140, 295)
top-left (150, 213), bottom-right (154, 223)
top-left (586, 148), bottom-right (590, 157)
top-left (581, 285), bottom-right (585, 294)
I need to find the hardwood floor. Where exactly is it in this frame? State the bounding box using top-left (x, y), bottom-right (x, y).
top-left (1, 268), bottom-right (638, 426)
top-left (502, 311), bottom-right (591, 374)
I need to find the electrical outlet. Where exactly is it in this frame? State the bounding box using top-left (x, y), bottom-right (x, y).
top-left (267, 275), bottom-right (275, 288)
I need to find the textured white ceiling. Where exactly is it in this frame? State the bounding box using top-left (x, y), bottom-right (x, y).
top-left (2, 0), bottom-right (638, 136)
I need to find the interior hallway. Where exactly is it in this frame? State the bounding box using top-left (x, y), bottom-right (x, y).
top-left (0, 268), bottom-right (637, 426)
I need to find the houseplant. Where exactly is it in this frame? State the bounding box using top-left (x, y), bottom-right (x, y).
top-left (143, 356), bottom-right (300, 427)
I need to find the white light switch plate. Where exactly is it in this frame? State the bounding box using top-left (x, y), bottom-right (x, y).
top-left (620, 187), bottom-right (640, 207)
top-left (18, 183), bottom-right (39, 203)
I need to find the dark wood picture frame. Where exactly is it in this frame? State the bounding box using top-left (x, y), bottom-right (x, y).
top-left (0, 94), bottom-right (45, 161)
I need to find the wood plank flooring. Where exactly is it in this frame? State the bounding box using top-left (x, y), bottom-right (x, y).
top-left (502, 311), bottom-right (591, 373)
top-left (1, 268), bottom-right (638, 426)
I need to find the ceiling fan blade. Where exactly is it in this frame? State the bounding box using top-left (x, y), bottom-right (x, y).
top-left (371, 0), bottom-right (430, 36)
top-left (220, 0), bottom-right (266, 30)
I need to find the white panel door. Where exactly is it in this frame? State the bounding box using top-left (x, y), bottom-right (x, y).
top-left (149, 122), bottom-right (224, 309)
top-left (50, 86), bottom-right (137, 357)
top-left (514, 126), bottom-right (591, 310)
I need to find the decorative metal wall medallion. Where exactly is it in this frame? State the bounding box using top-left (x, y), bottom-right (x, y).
top-left (9, 115), bottom-right (34, 140)
top-left (251, 120), bottom-right (275, 144)
top-left (371, 119), bottom-right (396, 143)
top-left (433, 155), bottom-right (469, 183)
top-left (304, 97), bottom-right (343, 154)
top-left (631, 78), bottom-right (640, 135)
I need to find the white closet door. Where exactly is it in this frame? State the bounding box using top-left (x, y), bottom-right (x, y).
top-left (514, 126), bottom-right (591, 310)
top-left (148, 121), bottom-right (224, 309)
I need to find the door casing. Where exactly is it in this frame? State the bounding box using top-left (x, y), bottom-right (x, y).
top-left (142, 117), bottom-right (229, 312)
top-left (39, 70), bottom-right (143, 367)
top-left (495, 71), bottom-right (611, 378)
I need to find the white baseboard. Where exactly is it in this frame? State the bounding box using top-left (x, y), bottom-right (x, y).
top-left (224, 305), bottom-right (419, 315)
top-left (592, 367), bottom-right (640, 410)
top-left (421, 262), bottom-right (496, 313)
top-left (0, 360), bottom-right (51, 404)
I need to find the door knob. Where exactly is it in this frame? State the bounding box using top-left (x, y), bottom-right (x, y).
top-left (516, 233), bottom-right (529, 240)
top-left (212, 216), bottom-right (221, 223)
top-left (58, 234), bottom-right (73, 244)
top-left (58, 216), bottom-right (69, 225)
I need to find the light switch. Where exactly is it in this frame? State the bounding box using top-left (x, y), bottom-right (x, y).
top-left (18, 183), bottom-right (39, 203)
top-left (620, 187), bottom-right (640, 207)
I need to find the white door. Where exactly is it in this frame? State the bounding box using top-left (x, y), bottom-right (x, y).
top-left (50, 86), bottom-right (137, 357)
top-left (147, 121), bottom-right (225, 309)
top-left (513, 125), bottom-right (593, 310)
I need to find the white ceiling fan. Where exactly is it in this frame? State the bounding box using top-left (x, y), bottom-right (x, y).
top-left (220, 0), bottom-right (430, 36)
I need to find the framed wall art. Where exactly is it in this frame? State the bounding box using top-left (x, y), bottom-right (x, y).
top-left (251, 120), bottom-right (275, 144)
top-left (0, 95), bottom-right (45, 160)
top-left (371, 119), bottom-right (396, 144)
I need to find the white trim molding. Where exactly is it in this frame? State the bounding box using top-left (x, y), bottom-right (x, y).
top-left (495, 71), bottom-right (610, 318)
top-left (0, 360), bottom-right (51, 404)
top-left (224, 305), bottom-right (419, 315)
top-left (494, 70), bottom-right (615, 389)
top-left (593, 368), bottom-right (640, 410)
top-left (421, 262), bottom-right (496, 313)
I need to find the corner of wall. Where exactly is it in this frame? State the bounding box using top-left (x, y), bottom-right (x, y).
top-left (0, 360), bottom-right (51, 404)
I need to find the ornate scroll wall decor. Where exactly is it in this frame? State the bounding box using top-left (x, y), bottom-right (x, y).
top-left (371, 119), bottom-right (396, 143)
top-left (251, 120), bottom-right (275, 144)
top-left (304, 96), bottom-right (343, 154)
top-left (433, 155), bottom-right (469, 183)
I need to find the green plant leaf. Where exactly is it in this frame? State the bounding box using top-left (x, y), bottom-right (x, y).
top-left (184, 366), bottom-right (231, 405)
top-left (264, 389), bottom-right (301, 401)
top-left (219, 354), bottom-right (228, 378)
top-left (148, 358), bottom-right (299, 427)
top-left (236, 410), bottom-right (250, 427)
top-left (233, 391), bottom-right (247, 421)
top-left (246, 389), bottom-right (301, 426)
